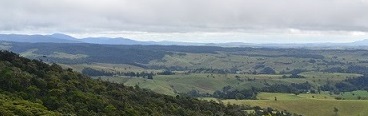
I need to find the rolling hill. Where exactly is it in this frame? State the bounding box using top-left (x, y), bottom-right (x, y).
top-left (0, 50), bottom-right (245, 115)
top-left (0, 50), bottom-right (297, 115)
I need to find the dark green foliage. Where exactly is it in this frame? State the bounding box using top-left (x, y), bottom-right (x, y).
top-left (81, 68), bottom-right (155, 79)
top-left (0, 94), bottom-right (60, 116)
top-left (157, 70), bottom-right (175, 75)
top-left (253, 64), bottom-right (265, 69)
top-left (308, 59), bottom-right (316, 63)
top-left (0, 50), bottom-right (253, 115)
top-left (259, 67), bottom-right (276, 74)
top-left (333, 75), bottom-right (368, 91)
top-left (188, 68), bottom-right (235, 74)
top-left (288, 73), bottom-right (306, 78)
top-left (183, 82), bottom-right (314, 100)
top-left (323, 67), bottom-right (345, 73)
top-left (82, 67), bottom-right (114, 76)
top-left (289, 69), bottom-right (304, 75)
top-left (324, 66), bottom-right (368, 92)
top-left (212, 86), bottom-right (258, 100)
top-left (323, 66), bottom-right (368, 74)
top-left (346, 66), bottom-right (368, 74)
top-left (262, 82), bottom-right (312, 94)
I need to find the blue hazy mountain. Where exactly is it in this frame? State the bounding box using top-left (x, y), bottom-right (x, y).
top-left (49, 33), bottom-right (78, 41)
top-left (0, 34), bottom-right (82, 43)
top-left (351, 39), bottom-right (368, 46)
top-left (0, 33), bottom-right (367, 48)
top-left (80, 37), bottom-right (151, 45)
top-left (79, 37), bottom-right (208, 46)
top-left (0, 33), bottom-right (206, 45)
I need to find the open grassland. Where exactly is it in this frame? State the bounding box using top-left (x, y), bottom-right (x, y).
top-left (222, 92), bottom-right (368, 116)
top-left (148, 52), bottom-right (316, 73)
top-left (337, 90), bottom-right (368, 100)
top-left (97, 73), bottom-right (285, 95)
top-left (256, 92), bottom-right (336, 100)
top-left (299, 72), bottom-right (362, 85)
top-left (20, 49), bottom-right (89, 60)
top-left (147, 50), bottom-right (368, 74)
top-left (49, 52), bottom-right (88, 59)
top-left (98, 72), bottom-right (361, 96)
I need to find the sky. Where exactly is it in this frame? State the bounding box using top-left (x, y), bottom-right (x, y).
top-left (0, 0), bottom-right (368, 43)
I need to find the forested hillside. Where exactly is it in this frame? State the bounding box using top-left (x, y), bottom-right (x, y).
top-left (0, 50), bottom-right (292, 115)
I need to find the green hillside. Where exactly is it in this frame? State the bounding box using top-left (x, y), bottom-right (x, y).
top-left (223, 92), bottom-right (368, 116)
top-left (5, 42), bottom-right (368, 115)
top-left (99, 72), bottom-right (360, 96)
top-left (0, 50), bottom-right (268, 115)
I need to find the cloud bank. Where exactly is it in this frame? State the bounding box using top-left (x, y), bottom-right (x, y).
top-left (0, 0), bottom-right (367, 43)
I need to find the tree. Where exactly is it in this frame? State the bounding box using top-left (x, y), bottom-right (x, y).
top-left (259, 67), bottom-right (276, 74)
top-left (147, 74), bottom-right (153, 79)
top-left (333, 107), bottom-right (339, 116)
top-left (158, 70), bottom-right (174, 75)
top-left (235, 93), bottom-right (245, 100)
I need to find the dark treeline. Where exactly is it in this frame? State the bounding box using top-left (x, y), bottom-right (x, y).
top-left (321, 75), bottom-right (368, 93)
top-left (81, 67), bottom-right (154, 79)
top-left (183, 82), bottom-right (313, 100)
top-left (323, 65), bottom-right (368, 74)
top-left (81, 67), bottom-right (114, 76)
top-left (262, 82), bottom-right (313, 94)
top-left (188, 68), bottom-right (239, 74)
top-left (81, 68), bottom-right (177, 79)
top-left (335, 76), bottom-right (368, 91)
top-left (319, 65), bottom-right (368, 95)
top-left (213, 86), bottom-right (258, 100)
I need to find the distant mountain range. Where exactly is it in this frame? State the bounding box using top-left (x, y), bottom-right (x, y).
top-left (0, 33), bottom-right (81, 43)
top-left (0, 33), bottom-right (203, 46)
top-left (0, 33), bottom-right (367, 48)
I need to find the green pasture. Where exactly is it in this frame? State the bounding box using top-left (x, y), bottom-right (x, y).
top-left (97, 72), bottom-right (361, 96)
top-left (223, 92), bottom-right (368, 116)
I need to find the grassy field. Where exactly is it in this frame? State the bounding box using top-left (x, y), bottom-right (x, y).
top-left (148, 52), bottom-right (314, 73)
top-left (221, 92), bottom-right (368, 116)
top-left (338, 90), bottom-right (368, 100)
top-left (50, 52), bottom-right (88, 59)
top-left (96, 72), bottom-right (361, 96)
top-left (147, 51), bottom-right (368, 74)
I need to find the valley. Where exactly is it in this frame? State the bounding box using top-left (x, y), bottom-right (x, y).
top-left (2, 41), bottom-right (368, 115)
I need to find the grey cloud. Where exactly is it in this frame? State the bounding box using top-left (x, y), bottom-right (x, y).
top-left (0, 0), bottom-right (367, 33)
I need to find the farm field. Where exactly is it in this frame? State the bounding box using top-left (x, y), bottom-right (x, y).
top-left (221, 92), bottom-right (368, 116)
top-left (96, 72), bottom-right (361, 96)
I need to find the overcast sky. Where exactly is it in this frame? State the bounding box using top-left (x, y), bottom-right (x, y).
top-left (1, 0), bottom-right (368, 43)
